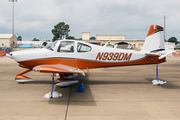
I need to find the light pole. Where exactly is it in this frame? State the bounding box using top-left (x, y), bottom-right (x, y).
top-left (9, 0), bottom-right (17, 47)
top-left (164, 15), bottom-right (166, 41)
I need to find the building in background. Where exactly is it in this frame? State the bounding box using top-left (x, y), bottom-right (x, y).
top-left (82, 32), bottom-right (90, 40)
top-left (0, 32), bottom-right (147, 49)
top-left (17, 41), bottom-right (51, 47)
top-left (81, 32), bottom-right (144, 49)
top-left (0, 34), bottom-right (17, 47)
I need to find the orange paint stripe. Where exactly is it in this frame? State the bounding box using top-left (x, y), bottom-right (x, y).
top-left (146, 25), bottom-right (163, 37)
top-left (87, 67), bottom-right (89, 76)
top-left (146, 25), bottom-right (157, 37)
top-left (19, 58), bottom-right (77, 68)
top-left (18, 56), bottom-right (166, 70)
top-left (155, 25), bottom-right (163, 30)
top-left (15, 75), bottom-right (31, 79)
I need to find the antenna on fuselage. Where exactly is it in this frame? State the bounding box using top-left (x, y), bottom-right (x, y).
top-left (103, 39), bottom-right (111, 47)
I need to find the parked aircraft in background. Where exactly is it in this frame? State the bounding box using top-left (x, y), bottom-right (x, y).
top-left (6, 25), bottom-right (173, 98)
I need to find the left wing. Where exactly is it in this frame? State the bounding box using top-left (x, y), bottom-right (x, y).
top-left (32, 64), bottom-right (84, 74)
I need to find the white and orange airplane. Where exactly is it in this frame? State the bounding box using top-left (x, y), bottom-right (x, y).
top-left (6, 25), bottom-right (173, 98)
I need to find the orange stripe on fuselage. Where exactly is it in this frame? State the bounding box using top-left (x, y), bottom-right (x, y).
top-left (18, 56), bottom-right (166, 70)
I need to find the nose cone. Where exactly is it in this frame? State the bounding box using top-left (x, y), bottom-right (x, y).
top-left (6, 53), bottom-right (13, 59)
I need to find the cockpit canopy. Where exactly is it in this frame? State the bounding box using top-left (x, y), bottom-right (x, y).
top-left (45, 40), bottom-right (92, 52)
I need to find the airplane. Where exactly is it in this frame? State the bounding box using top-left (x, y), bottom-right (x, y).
top-left (6, 25), bottom-right (173, 98)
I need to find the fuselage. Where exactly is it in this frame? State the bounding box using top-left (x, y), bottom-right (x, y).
top-left (8, 40), bottom-right (166, 70)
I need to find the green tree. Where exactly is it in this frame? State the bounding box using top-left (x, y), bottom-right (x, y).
top-left (90, 37), bottom-right (96, 40)
top-left (32, 38), bottom-right (40, 41)
top-left (168, 37), bottom-right (178, 45)
top-left (17, 36), bottom-right (22, 41)
top-left (42, 42), bottom-right (47, 46)
top-left (66, 36), bottom-right (75, 39)
top-left (51, 22), bottom-right (70, 41)
top-left (76, 38), bottom-right (82, 40)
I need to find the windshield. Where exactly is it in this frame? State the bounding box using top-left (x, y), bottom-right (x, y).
top-left (45, 41), bottom-right (57, 51)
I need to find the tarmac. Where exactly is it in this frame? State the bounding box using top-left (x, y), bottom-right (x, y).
top-left (0, 56), bottom-right (180, 120)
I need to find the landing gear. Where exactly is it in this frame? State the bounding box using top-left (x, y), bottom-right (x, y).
top-left (18, 82), bottom-right (26, 84)
top-left (54, 74), bottom-right (78, 87)
top-left (152, 65), bottom-right (167, 85)
top-left (15, 69), bottom-right (33, 83)
top-left (44, 73), bottom-right (62, 99)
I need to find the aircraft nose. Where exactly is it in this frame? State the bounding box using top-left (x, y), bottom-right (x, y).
top-left (6, 53), bottom-right (13, 59)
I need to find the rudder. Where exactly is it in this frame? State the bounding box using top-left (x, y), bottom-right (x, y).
top-left (141, 25), bottom-right (165, 53)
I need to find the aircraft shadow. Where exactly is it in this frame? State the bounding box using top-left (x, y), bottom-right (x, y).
top-left (145, 78), bottom-right (180, 89)
top-left (27, 75), bottom-right (180, 106)
top-left (48, 74), bottom-right (97, 106)
top-left (47, 75), bottom-right (160, 106)
top-left (27, 80), bottom-right (52, 84)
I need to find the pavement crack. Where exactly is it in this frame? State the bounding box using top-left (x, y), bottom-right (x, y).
top-left (65, 85), bottom-right (72, 120)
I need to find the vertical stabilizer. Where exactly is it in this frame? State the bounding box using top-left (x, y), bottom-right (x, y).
top-left (141, 25), bottom-right (165, 53)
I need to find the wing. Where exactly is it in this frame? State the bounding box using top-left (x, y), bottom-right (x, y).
top-left (32, 64), bottom-right (84, 74)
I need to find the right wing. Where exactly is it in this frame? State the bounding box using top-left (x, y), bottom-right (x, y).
top-left (32, 64), bottom-right (84, 74)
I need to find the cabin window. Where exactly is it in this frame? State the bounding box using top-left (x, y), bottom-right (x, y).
top-left (57, 41), bottom-right (74, 52)
top-left (45, 41), bottom-right (57, 51)
top-left (77, 43), bottom-right (92, 52)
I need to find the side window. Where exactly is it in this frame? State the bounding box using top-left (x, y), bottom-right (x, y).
top-left (77, 43), bottom-right (92, 52)
top-left (57, 41), bottom-right (74, 52)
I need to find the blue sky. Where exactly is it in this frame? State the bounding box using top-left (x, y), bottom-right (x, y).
top-left (0, 0), bottom-right (180, 41)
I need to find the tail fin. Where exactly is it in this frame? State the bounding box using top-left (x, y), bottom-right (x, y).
top-left (141, 25), bottom-right (165, 53)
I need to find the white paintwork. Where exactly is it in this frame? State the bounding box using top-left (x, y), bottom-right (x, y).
top-left (44, 91), bottom-right (62, 99)
top-left (152, 79), bottom-right (167, 85)
top-left (55, 80), bottom-right (79, 87)
top-left (9, 40), bottom-right (146, 63)
top-left (15, 79), bottom-right (33, 82)
top-left (6, 53), bottom-right (13, 59)
top-left (141, 30), bottom-right (164, 52)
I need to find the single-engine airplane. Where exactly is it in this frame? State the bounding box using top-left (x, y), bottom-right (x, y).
top-left (6, 25), bottom-right (173, 98)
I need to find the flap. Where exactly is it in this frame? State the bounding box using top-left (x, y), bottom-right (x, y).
top-left (32, 64), bottom-right (84, 74)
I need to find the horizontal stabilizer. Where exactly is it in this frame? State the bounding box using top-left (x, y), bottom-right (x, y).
top-left (144, 52), bottom-right (160, 56)
top-left (158, 50), bottom-right (175, 59)
top-left (144, 50), bottom-right (175, 60)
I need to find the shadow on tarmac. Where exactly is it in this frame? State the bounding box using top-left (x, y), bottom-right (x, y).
top-left (27, 81), bottom-right (52, 84)
top-left (145, 78), bottom-right (180, 89)
top-left (47, 74), bottom-right (97, 106)
top-left (26, 74), bottom-right (180, 106)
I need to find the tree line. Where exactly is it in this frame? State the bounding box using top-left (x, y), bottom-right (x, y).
top-left (17, 22), bottom-right (179, 46)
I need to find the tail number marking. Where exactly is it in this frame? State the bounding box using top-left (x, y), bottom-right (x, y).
top-left (96, 52), bottom-right (132, 61)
